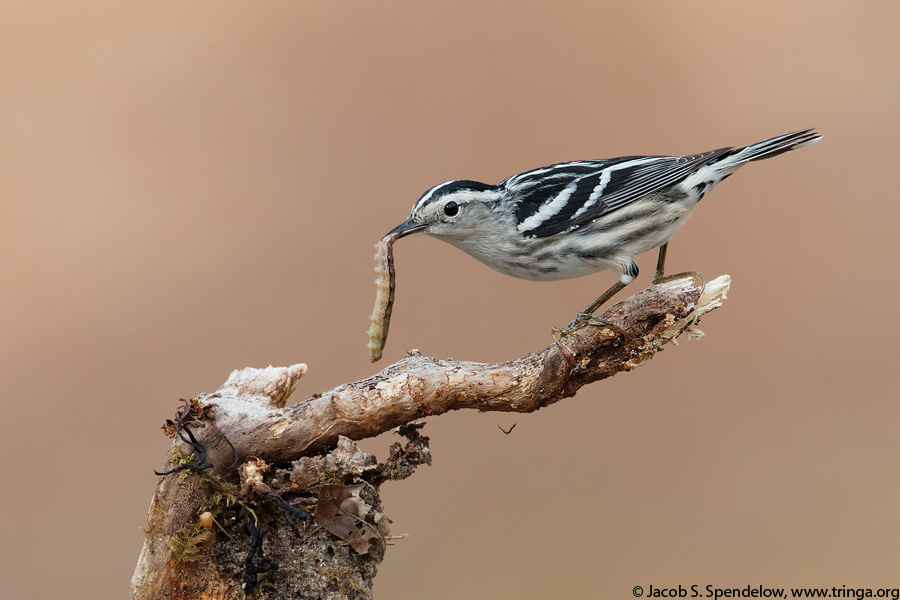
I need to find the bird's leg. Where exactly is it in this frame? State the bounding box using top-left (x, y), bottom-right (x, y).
top-left (552, 280), bottom-right (629, 340)
top-left (653, 242), bottom-right (668, 283)
top-left (651, 241), bottom-right (705, 291)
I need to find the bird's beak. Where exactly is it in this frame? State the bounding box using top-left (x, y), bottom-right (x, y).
top-left (386, 219), bottom-right (427, 239)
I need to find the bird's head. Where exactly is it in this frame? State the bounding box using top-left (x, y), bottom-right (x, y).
top-left (387, 180), bottom-right (501, 241)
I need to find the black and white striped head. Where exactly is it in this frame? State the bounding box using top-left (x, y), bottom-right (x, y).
top-left (388, 180), bottom-right (502, 240)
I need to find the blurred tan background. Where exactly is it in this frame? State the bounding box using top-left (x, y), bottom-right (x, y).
top-left (3, 1), bottom-right (899, 598)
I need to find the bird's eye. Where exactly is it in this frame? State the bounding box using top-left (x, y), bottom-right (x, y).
top-left (443, 201), bottom-right (459, 217)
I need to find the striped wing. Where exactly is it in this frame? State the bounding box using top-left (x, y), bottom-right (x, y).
top-left (506, 148), bottom-right (733, 238)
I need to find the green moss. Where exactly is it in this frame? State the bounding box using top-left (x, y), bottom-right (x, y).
top-left (168, 522), bottom-right (213, 563)
top-left (197, 472), bottom-right (241, 517)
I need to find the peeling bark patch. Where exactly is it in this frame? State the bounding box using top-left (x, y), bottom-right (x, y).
top-left (447, 368), bottom-right (471, 387)
top-left (268, 420), bottom-right (288, 437)
top-left (533, 350), bottom-right (568, 403)
top-left (375, 372), bottom-right (409, 398)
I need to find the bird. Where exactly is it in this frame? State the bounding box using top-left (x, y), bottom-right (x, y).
top-left (386, 128), bottom-right (821, 335)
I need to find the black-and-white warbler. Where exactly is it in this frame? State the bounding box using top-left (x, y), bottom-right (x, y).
top-left (387, 129), bottom-right (821, 334)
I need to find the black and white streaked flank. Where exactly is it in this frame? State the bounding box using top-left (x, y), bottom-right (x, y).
top-left (388, 129), bottom-right (821, 299)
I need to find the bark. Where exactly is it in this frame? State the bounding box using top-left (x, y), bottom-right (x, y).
top-left (131, 274), bottom-right (730, 599)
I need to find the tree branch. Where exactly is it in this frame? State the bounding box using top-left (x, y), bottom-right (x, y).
top-left (131, 274), bottom-right (729, 599)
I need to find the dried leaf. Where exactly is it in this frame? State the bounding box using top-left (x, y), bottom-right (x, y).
top-left (315, 483), bottom-right (384, 554)
top-left (371, 511), bottom-right (391, 537)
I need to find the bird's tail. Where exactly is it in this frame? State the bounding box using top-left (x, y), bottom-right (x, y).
top-left (713, 128), bottom-right (822, 168)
